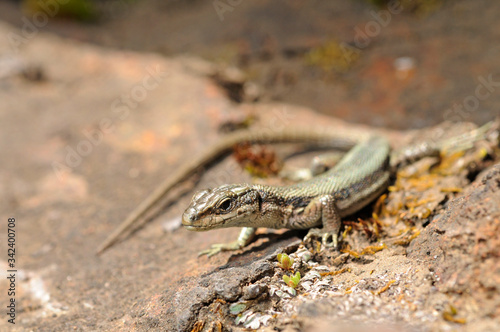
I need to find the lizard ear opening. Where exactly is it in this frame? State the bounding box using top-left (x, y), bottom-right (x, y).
top-left (241, 189), bottom-right (262, 211)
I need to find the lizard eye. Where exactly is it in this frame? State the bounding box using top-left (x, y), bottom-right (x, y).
top-left (217, 198), bottom-right (232, 212)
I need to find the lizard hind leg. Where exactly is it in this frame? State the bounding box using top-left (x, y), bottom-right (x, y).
top-left (310, 152), bottom-right (345, 176)
top-left (280, 152), bottom-right (345, 182)
top-left (301, 195), bottom-right (342, 249)
top-left (438, 120), bottom-right (498, 154)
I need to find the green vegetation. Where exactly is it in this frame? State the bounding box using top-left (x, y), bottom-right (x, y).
top-left (277, 253), bottom-right (294, 270)
top-left (282, 272), bottom-right (301, 289)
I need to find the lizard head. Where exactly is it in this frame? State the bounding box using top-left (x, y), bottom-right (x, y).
top-left (182, 184), bottom-right (261, 231)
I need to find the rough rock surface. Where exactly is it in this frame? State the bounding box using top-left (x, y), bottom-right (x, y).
top-left (407, 164), bottom-right (500, 324)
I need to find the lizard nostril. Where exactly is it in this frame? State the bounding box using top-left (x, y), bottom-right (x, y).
top-left (183, 208), bottom-right (198, 223)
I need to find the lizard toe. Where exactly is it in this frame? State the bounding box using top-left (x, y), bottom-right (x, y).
top-left (304, 228), bottom-right (339, 249)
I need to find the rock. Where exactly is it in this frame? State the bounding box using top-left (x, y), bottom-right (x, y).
top-left (407, 164), bottom-right (500, 319)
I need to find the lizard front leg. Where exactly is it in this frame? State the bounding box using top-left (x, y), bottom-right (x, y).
top-left (295, 195), bottom-right (342, 248)
top-left (198, 227), bottom-right (257, 257)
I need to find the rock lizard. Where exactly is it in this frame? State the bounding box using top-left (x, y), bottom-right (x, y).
top-left (97, 122), bottom-right (496, 256)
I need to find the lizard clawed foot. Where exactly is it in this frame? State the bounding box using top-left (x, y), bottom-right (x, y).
top-left (304, 228), bottom-right (339, 249)
top-left (198, 241), bottom-right (243, 257)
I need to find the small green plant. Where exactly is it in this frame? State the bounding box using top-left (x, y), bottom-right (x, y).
top-left (283, 272), bottom-right (301, 289)
top-left (277, 253), bottom-right (294, 270)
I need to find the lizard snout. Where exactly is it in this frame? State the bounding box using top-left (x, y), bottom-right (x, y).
top-left (182, 206), bottom-right (205, 231)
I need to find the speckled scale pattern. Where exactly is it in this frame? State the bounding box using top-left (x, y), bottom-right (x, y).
top-left (253, 136), bottom-right (391, 218)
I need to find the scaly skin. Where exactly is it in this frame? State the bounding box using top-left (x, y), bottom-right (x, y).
top-left (182, 136), bottom-right (390, 256)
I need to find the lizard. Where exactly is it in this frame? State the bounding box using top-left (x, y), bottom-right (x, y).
top-left (96, 121), bottom-right (497, 256)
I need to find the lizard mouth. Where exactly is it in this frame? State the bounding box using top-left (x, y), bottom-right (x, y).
top-left (182, 214), bottom-right (214, 231)
top-left (183, 224), bottom-right (204, 231)
top-left (182, 213), bottom-right (230, 231)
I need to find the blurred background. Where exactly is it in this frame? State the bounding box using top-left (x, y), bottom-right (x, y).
top-left (1, 0), bottom-right (499, 128)
top-left (1, 1), bottom-right (500, 330)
